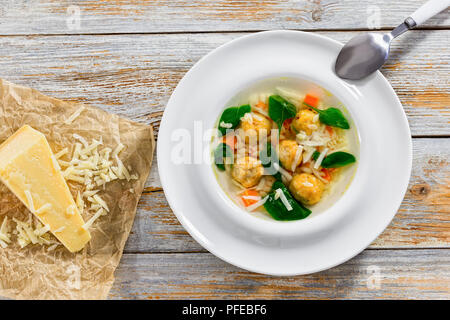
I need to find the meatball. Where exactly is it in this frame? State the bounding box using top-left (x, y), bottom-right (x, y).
top-left (231, 156), bottom-right (264, 188)
top-left (292, 109), bottom-right (318, 135)
top-left (239, 112), bottom-right (272, 143)
top-left (289, 173), bottom-right (324, 205)
top-left (278, 140), bottom-right (302, 172)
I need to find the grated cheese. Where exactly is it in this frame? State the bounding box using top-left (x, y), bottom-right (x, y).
top-left (0, 240), bottom-right (7, 248)
top-left (274, 188), bottom-right (282, 200)
top-left (34, 224), bottom-right (50, 237)
top-left (47, 243), bottom-right (59, 252)
top-left (313, 114), bottom-right (319, 123)
top-left (252, 107), bottom-right (269, 117)
top-left (275, 87), bottom-right (303, 108)
top-left (73, 134), bottom-right (89, 148)
top-left (82, 208), bottom-right (104, 230)
top-left (24, 190), bottom-right (35, 213)
top-left (301, 140), bottom-right (327, 147)
top-left (292, 145), bottom-right (303, 172)
top-left (64, 106), bottom-right (85, 124)
top-left (1, 216), bottom-right (9, 236)
top-left (93, 194), bottom-right (109, 212)
top-left (276, 188), bottom-right (293, 211)
top-left (240, 112), bottom-right (253, 124)
top-left (112, 143), bottom-right (125, 157)
top-left (53, 226), bottom-right (66, 233)
top-left (246, 196), bottom-right (269, 212)
top-left (219, 121), bottom-right (233, 129)
top-left (314, 148), bottom-right (329, 169)
top-left (51, 155), bottom-right (61, 171)
top-left (115, 154), bottom-right (131, 181)
top-left (76, 191), bottom-right (84, 212)
top-left (312, 168), bottom-right (329, 184)
top-left (302, 147), bottom-right (316, 164)
top-left (242, 195), bottom-right (261, 201)
top-left (273, 162), bottom-right (293, 182)
top-left (0, 217), bottom-right (10, 245)
top-left (54, 148), bottom-right (69, 159)
top-left (36, 203), bottom-right (52, 215)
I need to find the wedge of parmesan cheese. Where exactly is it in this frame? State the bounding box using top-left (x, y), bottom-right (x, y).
top-left (0, 125), bottom-right (91, 252)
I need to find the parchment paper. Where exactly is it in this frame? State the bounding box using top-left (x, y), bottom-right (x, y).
top-left (0, 79), bottom-right (155, 299)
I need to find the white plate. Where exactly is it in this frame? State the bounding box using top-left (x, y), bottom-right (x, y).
top-left (157, 30), bottom-right (412, 276)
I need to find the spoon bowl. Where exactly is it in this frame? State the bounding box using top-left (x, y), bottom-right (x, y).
top-left (334, 0), bottom-right (449, 80)
top-left (335, 33), bottom-right (392, 80)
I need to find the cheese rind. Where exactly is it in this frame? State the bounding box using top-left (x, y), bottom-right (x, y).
top-left (0, 125), bottom-right (91, 252)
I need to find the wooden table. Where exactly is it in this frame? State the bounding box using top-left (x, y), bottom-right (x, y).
top-left (0, 1), bottom-right (448, 299)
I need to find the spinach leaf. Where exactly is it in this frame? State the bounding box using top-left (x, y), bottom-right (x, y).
top-left (269, 95), bottom-right (296, 130)
top-left (214, 143), bottom-right (233, 171)
top-left (304, 102), bottom-right (350, 129)
top-left (259, 142), bottom-right (282, 180)
top-left (264, 181), bottom-right (311, 221)
top-left (312, 150), bottom-right (320, 161)
top-left (321, 151), bottom-right (356, 168)
top-left (218, 104), bottom-right (251, 136)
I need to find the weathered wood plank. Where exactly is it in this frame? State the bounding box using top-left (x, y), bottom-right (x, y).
top-left (0, 0), bottom-right (448, 35)
top-left (109, 249), bottom-right (450, 299)
top-left (0, 31), bottom-right (448, 136)
top-left (126, 138), bottom-right (450, 252)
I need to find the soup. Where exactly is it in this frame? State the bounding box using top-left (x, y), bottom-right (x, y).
top-left (212, 77), bottom-right (359, 221)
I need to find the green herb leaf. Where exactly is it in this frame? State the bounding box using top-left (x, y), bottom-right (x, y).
top-left (312, 150), bottom-right (320, 161)
top-left (269, 95), bottom-right (296, 130)
top-left (321, 151), bottom-right (356, 168)
top-left (304, 103), bottom-right (350, 129)
top-left (218, 104), bottom-right (251, 136)
top-left (214, 143), bottom-right (233, 171)
top-left (263, 181), bottom-right (311, 221)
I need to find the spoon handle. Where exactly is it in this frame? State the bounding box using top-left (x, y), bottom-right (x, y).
top-left (409, 0), bottom-right (449, 26)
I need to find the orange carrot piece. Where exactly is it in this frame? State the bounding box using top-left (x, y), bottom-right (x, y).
top-left (255, 101), bottom-right (268, 110)
top-left (304, 94), bottom-right (319, 107)
top-left (240, 189), bottom-right (260, 207)
top-left (325, 126), bottom-right (334, 135)
top-left (321, 168), bottom-right (332, 182)
top-left (223, 135), bottom-right (237, 150)
top-left (283, 118), bottom-right (293, 129)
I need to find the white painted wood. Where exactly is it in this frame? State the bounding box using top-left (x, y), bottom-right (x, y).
top-left (0, 0), bottom-right (448, 35)
top-left (109, 249), bottom-right (450, 299)
top-left (0, 31), bottom-right (447, 136)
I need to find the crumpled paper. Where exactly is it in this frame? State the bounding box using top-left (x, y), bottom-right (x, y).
top-left (0, 79), bottom-right (155, 299)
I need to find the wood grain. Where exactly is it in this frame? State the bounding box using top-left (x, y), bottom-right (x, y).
top-left (0, 30), bottom-right (448, 136)
top-left (125, 138), bottom-right (450, 253)
top-left (0, 1), bottom-right (448, 299)
top-left (0, 0), bottom-right (448, 35)
top-left (109, 249), bottom-right (450, 299)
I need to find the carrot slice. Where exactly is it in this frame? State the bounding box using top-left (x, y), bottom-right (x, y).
top-left (282, 118), bottom-right (293, 129)
top-left (304, 94), bottom-right (319, 107)
top-left (255, 101), bottom-right (268, 110)
top-left (325, 125), bottom-right (334, 136)
top-left (240, 189), bottom-right (260, 207)
top-left (222, 135), bottom-right (237, 150)
top-left (321, 168), bottom-right (332, 181)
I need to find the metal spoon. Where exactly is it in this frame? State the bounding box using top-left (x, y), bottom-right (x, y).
top-left (335, 0), bottom-right (449, 80)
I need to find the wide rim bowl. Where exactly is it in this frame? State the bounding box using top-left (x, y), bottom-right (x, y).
top-left (157, 30), bottom-right (412, 275)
